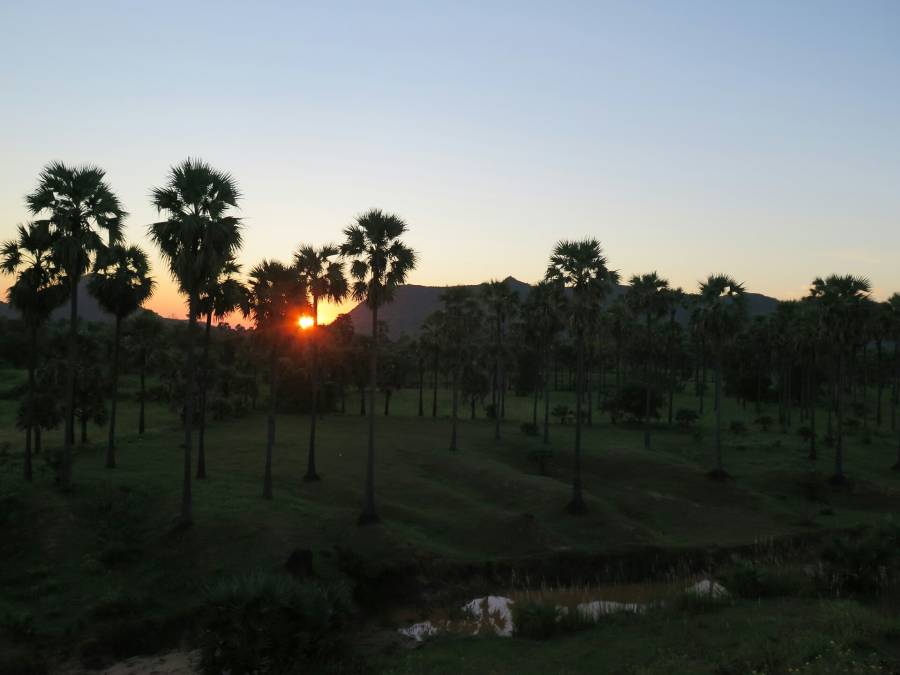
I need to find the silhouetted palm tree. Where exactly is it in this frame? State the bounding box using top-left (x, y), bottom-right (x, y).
top-left (1, 221), bottom-right (66, 480)
top-left (440, 286), bottom-right (483, 451)
top-left (663, 287), bottom-right (685, 425)
top-left (196, 258), bottom-right (249, 479)
top-left (696, 274), bottom-right (746, 478)
top-left (26, 162), bottom-right (125, 489)
top-left (481, 279), bottom-right (519, 439)
top-left (127, 311), bottom-right (165, 435)
top-left (545, 239), bottom-right (619, 514)
top-left (888, 293), bottom-right (900, 466)
top-left (294, 244), bottom-right (348, 482)
top-left (626, 272), bottom-right (670, 450)
top-left (89, 244), bottom-right (155, 468)
top-left (249, 260), bottom-right (307, 500)
top-left (807, 274), bottom-right (871, 483)
top-left (341, 209), bottom-right (417, 525)
top-left (524, 281), bottom-right (564, 444)
top-left (420, 312), bottom-right (443, 418)
top-left (149, 158), bottom-right (243, 526)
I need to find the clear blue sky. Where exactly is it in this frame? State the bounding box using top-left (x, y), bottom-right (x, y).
top-left (1, 1), bottom-right (898, 320)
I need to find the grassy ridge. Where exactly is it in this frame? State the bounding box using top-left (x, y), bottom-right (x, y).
top-left (2, 370), bottom-right (900, 668)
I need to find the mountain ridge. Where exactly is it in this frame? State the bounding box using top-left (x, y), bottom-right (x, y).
top-left (345, 276), bottom-right (779, 337)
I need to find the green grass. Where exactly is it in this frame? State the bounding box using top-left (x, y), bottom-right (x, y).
top-left (2, 372), bottom-right (900, 669)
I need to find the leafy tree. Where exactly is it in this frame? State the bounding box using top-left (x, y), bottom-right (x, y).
top-left (149, 158), bottom-right (243, 525)
top-left (294, 244), bottom-right (348, 482)
top-left (89, 244), bottom-right (155, 468)
top-left (249, 260), bottom-right (307, 500)
top-left (0, 221), bottom-right (66, 480)
top-left (26, 162), bottom-right (125, 488)
top-left (340, 209), bottom-right (416, 525)
top-left (545, 239), bottom-right (619, 514)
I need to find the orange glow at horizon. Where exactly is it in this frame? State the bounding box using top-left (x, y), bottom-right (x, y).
top-left (298, 315), bottom-right (314, 330)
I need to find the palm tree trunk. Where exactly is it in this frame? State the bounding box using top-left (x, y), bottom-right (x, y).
top-left (61, 273), bottom-right (79, 490)
top-left (532, 385), bottom-right (539, 426)
top-left (714, 349), bottom-right (724, 475)
top-left (263, 342), bottom-right (277, 500)
top-left (567, 327), bottom-right (587, 514)
top-left (106, 315), bottom-right (121, 469)
top-left (809, 352), bottom-right (817, 461)
top-left (359, 385), bottom-right (366, 416)
top-left (384, 390), bottom-right (391, 416)
top-left (643, 314), bottom-right (652, 450)
top-left (417, 356), bottom-right (424, 417)
top-left (305, 297), bottom-right (321, 482)
top-left (181, 295), bottom-right (197, 526)
top-left (450, 364), bottom-right (459, 451)
top-left (24, 324), bottom-right (36, 482)
top-left (431, 351), bottom-right (439, 417)
top-left (876, 339), bottom-right (884, 426)
top-left (359, 305), bottom-right (379, 525)
top-left (834, 352), bottom-right (845, 482)
top-left (138, 347), bottom-right (146, 434)
top-left (197, 312), bottom-right (212, 479)
top-left (543, 350), bottom-right (552, 445)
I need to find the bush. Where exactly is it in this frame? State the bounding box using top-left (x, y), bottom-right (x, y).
top-left (754, 415), bottom-right (774, 432)
top-left (601, 383), bottom-right (663, 423)
top-left (0, 647), bottom-right (46, 675)
top-left (675, 408), bottom-right (699, 429)
top-left (512, 601), bottom-right (591, 640)
top-left (551, 404), bottom-right (572, 425)
top-left (198, 572), bottom-right (353, 675)
top-left (520, 422), bottom-right (538, 437)
top-left (729, 421), bottom-right (748, 436)
top-left (798, 426), bottom-right (816, 442)
top-left (723, 560), bottom-right (808, 599)
top-left (819, 526), bottom-right (900, 595)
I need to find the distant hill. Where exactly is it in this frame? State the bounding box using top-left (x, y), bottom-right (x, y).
top-left (0, 275), bottom-right (173, 324)
top-left (346, 276), bottom-right (780, 337)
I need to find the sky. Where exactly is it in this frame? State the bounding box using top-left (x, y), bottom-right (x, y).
top-left (1, 1), bottom-right (899, 323)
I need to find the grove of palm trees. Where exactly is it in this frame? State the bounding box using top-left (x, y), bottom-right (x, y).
top-left (2, 157), bottom-right (900, 674)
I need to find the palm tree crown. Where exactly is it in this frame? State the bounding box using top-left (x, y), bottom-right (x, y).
top-left (294, 243), bottom-right (349, 318)
top-left (1, 221), bottom-right (66, 324)
top-left (149, 158), bottom-right (243, 299)
top-left (340, 209), bottom-right (416, 309)
top-left (89, 244), bottom-right (156, 320)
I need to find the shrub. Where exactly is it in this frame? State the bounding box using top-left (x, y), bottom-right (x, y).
top-left (551, 404), bottom-right (572, 425)
top-left (198, 572), bottom-right (352, 675)
top-left (675, 408), bottom-right (699, 429)
top-left (0, 647), bottom-right (46, 675)
top-left (754, 415), bottom-right (774, 432)
top-left (798, 426), bottom-right (815, 442)
top-left (520, 422), bottom-right (538, 437)
top-left (601, 383), bottom-right (663, 423)
top-left (527, 447), bottom-right (553, 475)
top-left (729, 420), bottom-right (748, 436)
top-left (723, 560), bottom-right (808, 599)
top-left (819, 526), bottom-right (900, 595)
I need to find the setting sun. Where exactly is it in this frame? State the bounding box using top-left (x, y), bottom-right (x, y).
top-left (298, 315), bottom-right (314, 330)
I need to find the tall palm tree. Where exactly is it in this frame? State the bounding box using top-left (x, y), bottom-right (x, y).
top-left (196, 258), bottom-right (249, 479)
top-left (1, 221), bottom-right (66, 480)
top-left (807, 274), bottom-right (871, 483)
top-left (545, 239), bottom-right (619, 514)
top-left (293, 244), bottom-right (348, 482)
top-left (340, 209), bottom-right (417, 525)
top-left (26, 162), bottom-right (125, 489)
top-left (420, 312), bottom-right (443, 418)
top-left (524, 281), bottom-right (564, 444)
top-left (663, 287), bottom-right (685, 425)
top-left (149, 158), bottom-right (243, 526)
top-left (126, 311), bottom-right (165, 435)
top-left (440, 286), bottom-right (483, 451)
top-left (248, 260), bottom-right (307, 500)
top-left (626, 272), bottom-right (670, 450)
top-left (696, 274), bottom-right (746, 477)
top-left (481, 280), bottom-right (519, 440)
top-left (887, 293), bottom-right (900, 466)
top-left (89, 244), bottom-right (155, 468)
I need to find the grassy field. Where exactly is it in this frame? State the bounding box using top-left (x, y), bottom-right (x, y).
top-left (2, 368), bottom-right (900, 672)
